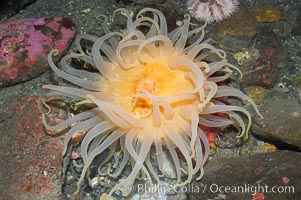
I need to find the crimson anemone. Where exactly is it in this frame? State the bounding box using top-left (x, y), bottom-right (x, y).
top-left (43, 8), bottom-right (261, 199)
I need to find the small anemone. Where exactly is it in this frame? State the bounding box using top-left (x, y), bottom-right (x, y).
top-left (42, 7), bottom-right (262, 199)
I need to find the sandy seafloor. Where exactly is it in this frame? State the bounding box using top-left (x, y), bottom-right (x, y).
top-left (1, 0), bottom-right (301, 200)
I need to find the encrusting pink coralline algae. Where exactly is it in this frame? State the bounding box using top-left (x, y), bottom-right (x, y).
top-left (187, 0), bottom-right (240, 23)
top-left (0, 17), bottom-right (75, 87)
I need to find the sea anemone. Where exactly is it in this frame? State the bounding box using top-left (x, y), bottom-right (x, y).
top-left (187, 0), bottom-right (240, 23)
top-left (43, 8), bottom-right (261, 198)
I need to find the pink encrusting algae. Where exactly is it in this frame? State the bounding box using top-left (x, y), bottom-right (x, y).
top-left (0, 16), bottom-right (75, 87)
top-left (187, 0), bottom-right (240, 23)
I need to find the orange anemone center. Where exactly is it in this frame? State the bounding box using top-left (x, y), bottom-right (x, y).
top-left (103, 58), bottom-right (195, 119)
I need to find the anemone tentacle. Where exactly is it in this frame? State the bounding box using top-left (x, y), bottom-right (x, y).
top-left (43, 8), bottom-right (260, 199)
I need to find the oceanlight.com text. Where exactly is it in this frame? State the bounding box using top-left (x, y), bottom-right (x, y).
top-left (207, 183), bottom-right (294, 194)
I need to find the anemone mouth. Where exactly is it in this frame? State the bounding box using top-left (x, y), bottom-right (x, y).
top-left (42, 7), bottom-right (262, 198)
top-left (104, 57), bottom-right (196, 119)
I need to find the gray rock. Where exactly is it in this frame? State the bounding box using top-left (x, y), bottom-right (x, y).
top-left (252, 91), bottom-right (301, 150)
top-left (0, 0), bottom-right (37, 22)
top-left (133, 0), bottom-right (167, 5)
top-left (239, 26), bottom-right (286, 88)
top-left (216, 129), bottom-right (244, 149)
top-left (187, 151), bottom-right (301, 200)
top-left (291, 11), bottom-right (301, 35)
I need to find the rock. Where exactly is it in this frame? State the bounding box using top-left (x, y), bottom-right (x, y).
top-left (0, 16), bottom-right (76, 87)
top-left (150, 149), bottom-right (177, 179)
top-left (254, 8), bottom-right (282, 23)
top-left (207, 4), bottom-right (257, 52)
top-left (154, 5), bottom-right (186, 32)
top-left (240, 55), bottom-right (278, 88)
top-left (292, 76), bottom-right (301, 88)
top-left (216, 129), bottom-right (243, 149)
top-left (0, 96), bottom-right (67, 200)
top-left (246, 86), bottom-right (268, 105)
top-left (291, 11), bottom-right (301, 35)
top-left (187, 151), bottom-right (301, 200)
top-left (0, 0), bottom-right (37, 22)
top-left (239, 27), bottom-right (286, 88)
top-left (252, 91), bottom-right (301, 150)
top-left (133, 0), bottom-right (167, 5)
top-left (218, 35), bottom-right (251, 53)
top-left (216, 5), bottom-right (258, 41)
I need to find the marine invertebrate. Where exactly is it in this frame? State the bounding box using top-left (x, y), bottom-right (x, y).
top-left (42, 8), bottom-right (261, 198)
top-left (187, 0), bottom-right (240, 23)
